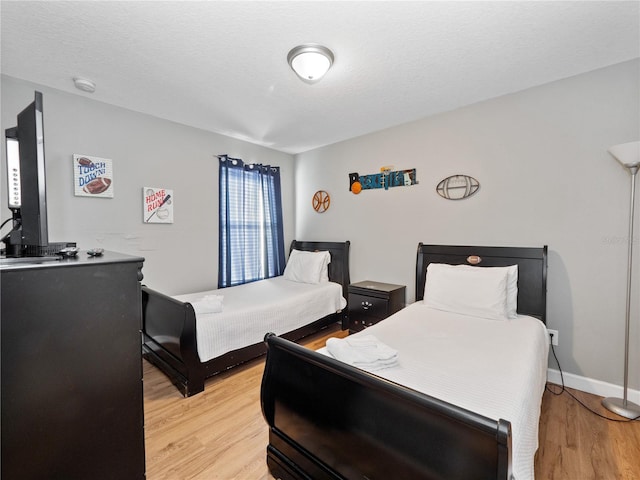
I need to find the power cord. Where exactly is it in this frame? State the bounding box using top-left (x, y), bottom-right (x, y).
top-left (0, 217), bottom-right (13, 231)
top-left (0, 218), bottom-right (20, 243)
top-left (545, 332), bottom-right (640, 422)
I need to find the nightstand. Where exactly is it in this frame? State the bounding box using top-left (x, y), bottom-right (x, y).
top-left (347, 281), bottom-right (406, 333)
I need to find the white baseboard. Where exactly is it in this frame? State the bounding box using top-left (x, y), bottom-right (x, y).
top-left (547, 368), bottom-right (640, 404)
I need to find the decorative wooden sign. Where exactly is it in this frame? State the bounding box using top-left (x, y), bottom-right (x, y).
top-left (436, 175), bottom-right (480, 200)
top-left (349, 168), bottom-right (417, 194)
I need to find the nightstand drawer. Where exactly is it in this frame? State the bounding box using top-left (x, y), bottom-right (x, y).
top-left (348, 316), bottom-right (379, 331)
top-left (349, 293), bottom-right (388, 319)
top-left (346, 281), bottom-right (406, 333)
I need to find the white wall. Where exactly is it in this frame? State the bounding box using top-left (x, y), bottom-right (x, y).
top-left (294, 59), bottom-right (640, 389)
top-left (1, 75), bottom-right (296, 295)
top-left (3, 60), bottom-right (639, 392)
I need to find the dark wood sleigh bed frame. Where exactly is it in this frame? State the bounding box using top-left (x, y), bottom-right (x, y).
top-left (261, 243), bottom-right (548, 480)
top-left (142, 240), bottom-right (350, 397)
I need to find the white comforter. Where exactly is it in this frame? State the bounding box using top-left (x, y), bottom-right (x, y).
top-left (174, 277), bottom-right (346, 363)
top-left (320, 302), bottom-right (549, 480)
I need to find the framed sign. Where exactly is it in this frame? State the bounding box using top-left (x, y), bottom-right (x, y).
top-left (143, 187), bottom-right (173, 223)
top-left (73, 154), bottom-right (113, 198)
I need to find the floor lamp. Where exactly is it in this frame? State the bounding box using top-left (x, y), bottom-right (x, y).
top-left (602, 140), bottom-right (640, 419)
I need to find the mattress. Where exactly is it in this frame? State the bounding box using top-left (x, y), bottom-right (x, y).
top-left (320, 302), bottom-right (549, 480)
top-left (174, 276), bottom-right (346, 362)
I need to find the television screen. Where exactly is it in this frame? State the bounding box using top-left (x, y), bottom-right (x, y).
top-left (3, 91), bottom-right (49, 256)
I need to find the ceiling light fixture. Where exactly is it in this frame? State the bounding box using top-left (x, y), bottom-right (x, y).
top-left (287, 44), bottom-right (334, 84)
top-left (73, 77), bottom-right (96, 93)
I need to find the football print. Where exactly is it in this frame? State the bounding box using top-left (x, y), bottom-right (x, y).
top-left (74, 154), bottom-right (114, 198)
top-left (83, 177), bottom-right (112, 195)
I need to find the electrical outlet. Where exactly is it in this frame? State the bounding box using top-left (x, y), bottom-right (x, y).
top-left (547, 329), bottom-right (559, 346)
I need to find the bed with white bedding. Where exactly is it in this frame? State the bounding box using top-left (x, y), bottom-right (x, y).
top-left (319, 305), bottom-right (548, 479)
top-left (142, 240), bottom-right (350, 397)
top-left (175, 277), bottom-right (346, 363)
top-left (261, 243), bottom-right (548, 480)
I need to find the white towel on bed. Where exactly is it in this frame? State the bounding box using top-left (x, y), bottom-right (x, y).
top-left (191, 294), bottom-right (224, 314)
top-left (326, 335), bottom-right (398, 371)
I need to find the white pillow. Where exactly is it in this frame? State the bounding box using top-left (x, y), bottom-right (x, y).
top-left (454, 264), bottom-right (518, 318)
top-left (283, 250), bottom-right (331, 284)
top-left (505, 264), bottom-right (518, 319)
top-left (423, 263), bottom-right (516, 320)
top-left (319, 254), bottom-right (331, 282)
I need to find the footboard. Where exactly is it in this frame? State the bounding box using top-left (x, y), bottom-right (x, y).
top-left (141, 286), bottom-right (205, 396)
top-left (261, 334), bottom-right (512, 480)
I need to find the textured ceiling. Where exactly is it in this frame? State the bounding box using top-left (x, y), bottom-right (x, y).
top-left (1, 1), bottom-right (639, 154)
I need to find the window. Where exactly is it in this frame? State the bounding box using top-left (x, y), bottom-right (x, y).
top-left (218, 155), bottom-right (286, 287)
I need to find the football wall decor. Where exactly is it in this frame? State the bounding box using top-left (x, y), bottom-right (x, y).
top-left (436, 174), bottom-right (480, 200)
top-left (73, 154), bottom-right (113, 198)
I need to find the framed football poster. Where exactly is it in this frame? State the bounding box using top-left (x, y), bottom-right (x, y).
top-left (73, 154), bottom-right (114, 198)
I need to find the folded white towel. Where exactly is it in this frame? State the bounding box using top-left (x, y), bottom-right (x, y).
top-left (326, 334), bottom-right (398, 371)
top-left (191, 294), bottom-right (224, 314)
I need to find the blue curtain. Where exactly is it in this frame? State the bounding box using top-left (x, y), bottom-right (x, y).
top-left (218, 155), bottom-right (286, 287)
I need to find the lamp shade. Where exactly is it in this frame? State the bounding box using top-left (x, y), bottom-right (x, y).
top-left (608, 141), bottom-right (640, 169)
top-left (287, 44), bottom-right (334, 84)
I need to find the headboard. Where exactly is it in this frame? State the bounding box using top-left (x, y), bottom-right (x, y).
top-left (415, 243), bottom-right (548, 324)
top-left (290, 240), bottom-right (351, 301)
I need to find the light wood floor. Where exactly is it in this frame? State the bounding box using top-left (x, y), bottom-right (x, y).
top-left (143, 325), bottom-right (640, 479)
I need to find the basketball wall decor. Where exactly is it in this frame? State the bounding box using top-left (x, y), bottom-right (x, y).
top-left (312, 190), bottom-right (330, 212)
top-left (436, 175), bottom-right (480, 200)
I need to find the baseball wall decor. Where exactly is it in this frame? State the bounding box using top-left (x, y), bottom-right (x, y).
top-left (73, 154), bottom-right (113, 198)
top-left (143, 187), bottom-right (174, 223)
top-left (436, 175), bottom-right (480, 200)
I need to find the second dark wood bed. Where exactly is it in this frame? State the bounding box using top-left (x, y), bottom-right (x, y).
top-left (142, 240), bottom-right (350, 397)
top-left (261, 243), bottom-right (548, 480)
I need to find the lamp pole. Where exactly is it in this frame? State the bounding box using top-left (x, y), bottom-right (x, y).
top-left (602, 161), bottom-right (640, 419)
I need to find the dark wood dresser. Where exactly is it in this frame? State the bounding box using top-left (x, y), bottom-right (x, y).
top-left (347, 280), bottom-right (406, 333)
top-left (1, 251), bottom-right (146, 480)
